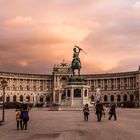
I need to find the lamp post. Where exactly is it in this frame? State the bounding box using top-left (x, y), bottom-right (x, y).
top-left (1, 79), bottom-right (7, 122)
top-left (33, 86), bottom-right (37, 107)
top-left (33, 92), bottom-right (36, 107)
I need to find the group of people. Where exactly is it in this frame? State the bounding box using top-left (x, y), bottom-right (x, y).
top-left (15, 104), bottom-right (30, 130)
top-left (83, 101), bottom-right (117, 122)
top-left (15, 102), bottom-right (116, 130)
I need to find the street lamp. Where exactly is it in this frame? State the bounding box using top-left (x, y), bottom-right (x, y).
top-left (33, 86), bottom-right (37, 107)
top-left (1, 79), bottom-right (7, 122)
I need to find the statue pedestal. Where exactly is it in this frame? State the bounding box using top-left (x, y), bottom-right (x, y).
top-left (64, 76), bottom-right (90, 107)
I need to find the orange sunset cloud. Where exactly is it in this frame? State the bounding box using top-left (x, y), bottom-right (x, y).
top-left (0, 0), bottom-right (140, 74)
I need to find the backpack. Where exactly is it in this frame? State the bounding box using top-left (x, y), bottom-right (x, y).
top-left (16, 112), bottom-right (21, 120)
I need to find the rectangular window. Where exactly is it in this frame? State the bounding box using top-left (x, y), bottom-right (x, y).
top-left (74, 89), bottom-right (81, 98)
top-left (84, 90), bottom-right (87, 97)
top-left (67, 90), bottom-right (71, 97)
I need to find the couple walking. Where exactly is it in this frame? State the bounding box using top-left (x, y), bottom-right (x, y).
top-left (15, 104), bottom-right (29, 130)
top-left (95, 101), bottom-right (117, 122)
top-left (83, 102), bottom-right (104, 122)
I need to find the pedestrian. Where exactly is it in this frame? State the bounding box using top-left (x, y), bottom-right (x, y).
top-left (109, 103), bottom-right (117, 120)
top-left (83, 104), bottom-right (89, 121)
top-left (22, 104), bottom-right (29, 130)
top-left (95, 101), bottom-right (104, 122)
top-left (15, 106), bottom-right (22, 130)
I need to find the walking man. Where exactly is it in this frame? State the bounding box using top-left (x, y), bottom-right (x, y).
top-left (109, 103), bottom-right (117, 120)
top-left (95, 101), bottom-right (104, 122)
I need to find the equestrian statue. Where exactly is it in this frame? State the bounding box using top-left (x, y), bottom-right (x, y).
top-left (71, 45), bottom-right (87, 76)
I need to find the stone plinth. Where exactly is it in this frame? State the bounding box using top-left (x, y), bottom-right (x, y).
top-left (63, 76), bottom-right (90, 107)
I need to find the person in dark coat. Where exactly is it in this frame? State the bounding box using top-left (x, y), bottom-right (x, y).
top-left (83, 104), bottom-right (89, 121)
top-left (109, 103), bottom-right (117, 120)
top-left (21, 104), bottom-right (29, 130)
top-left (95, 101), bottom-right (104, 122)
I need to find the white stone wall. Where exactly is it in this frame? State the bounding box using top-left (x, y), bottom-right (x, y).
top-left (0, 69), bottom-right (139, 106)
top-left (0, 73), bottom-right (52, 104)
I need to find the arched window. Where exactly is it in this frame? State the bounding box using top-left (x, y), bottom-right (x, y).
top-left (105, 85), bottom-right (107, 90)
top-left (124, 94), bottom-right (127, 102)
top-left (91, 95), bottom-right (94, 102)
top-left (117, 95), bottom-right (121, 102)
top-left (20, 95), bottom-right (23, 102)
top-left (0, 96), bottom-right (3, 101)
top-left (111, 95), bottom-right (114, 101)
top-left (33, 86), bottom-right (36, 91)
top-left (74, 89), bottom-right (81, 97)
top-left (26, 96), bottom-right (30, 102)
top-left (84, 90), bottom-right (87, 97)
top-left (104, 95), bottom-right (108, 102)
top-left (27, 85), bottom-right (30, 90)
top-left (111, 85), bottom-right (114, 90)
top-left (20, 85), bottom-right (23, 90)
top-left (13, 85), bottom-right (16, 90)
top-left (130, 94), bottom-right (134, 101)
top-left (40, 96), bottom-right (44, 102)
top-left (6, 96), bottom-right (10, 102)
top-left (91, 85), bottom-right (94, 91)
top-left (46, 95), bottom-right (50, 102)
top-left (67, 90), bottom-right (71, 97)
top-left (40, 86), bottom-right (43, 91)
top-left (13, 95), bottom-right (16, 102)
top-left (60, 77), bottom-right (67, 88)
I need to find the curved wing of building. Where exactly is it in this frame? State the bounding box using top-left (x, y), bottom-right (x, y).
top-left (0, 62), bottom-right (140, 107)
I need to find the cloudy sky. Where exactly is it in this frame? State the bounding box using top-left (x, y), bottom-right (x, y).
top-left (0, 0), bottom-right (140, 74)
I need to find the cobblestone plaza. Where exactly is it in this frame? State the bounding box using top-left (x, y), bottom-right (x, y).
top-left (0, 108), bottom-right (140, 140)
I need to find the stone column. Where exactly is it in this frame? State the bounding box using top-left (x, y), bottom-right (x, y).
top-left (9, 78), bottom-right (11, 91)
top-left (71, 87), bottom-right (74, 106)
top-left (115, 79), bottom-right (117, 90)
top-left (59, 90), bottom-right (61, 104)
top-left (107, 79), bottom-right (109, 90)
top-left (65, 89), bottom-right (67, 101)
top-left (57, 76), bottom-right (59, 87)
top-left (120, 95), bottom-right (123, 102)
top-left (53, 90), bottom-right (55, 103)
top-left (103, 79), bottom-right (105, 91)
top-left (120, 78), bottom-right (122, 90)
top-left (82, 88), bottom-right (84, 105)
top-left (129, 77), bottom-right (130, 89)
top-left (127, 94), bottom-right (130, 101)
top-left (89, 80), bottom-right (91, 87)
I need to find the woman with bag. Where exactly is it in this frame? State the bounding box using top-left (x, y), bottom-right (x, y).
top-left (83, 104), bottom-right (89, 121)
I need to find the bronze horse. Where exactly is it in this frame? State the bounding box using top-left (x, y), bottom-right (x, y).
top-left (71, 58), bottom-right (81, 76)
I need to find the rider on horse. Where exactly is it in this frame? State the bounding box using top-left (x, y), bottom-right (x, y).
top-left (71, 47), bottom-right (81, 75)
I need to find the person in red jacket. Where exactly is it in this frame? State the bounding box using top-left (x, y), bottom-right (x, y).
top-left (15, 106), bottom-right (22, 130)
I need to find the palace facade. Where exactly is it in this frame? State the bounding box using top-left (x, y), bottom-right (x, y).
top-left (0, 62), bottom-right (140, 107)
